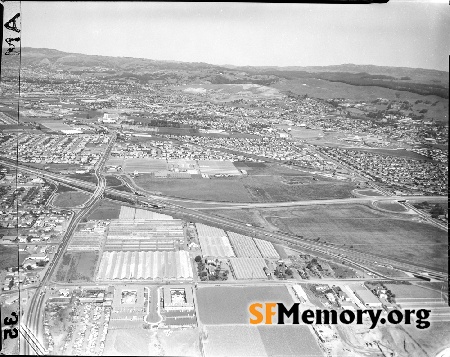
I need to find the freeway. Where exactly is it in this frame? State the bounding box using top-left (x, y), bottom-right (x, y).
top-left (19, 134), bottom-right (115, 355)
top-left (0, 157), bottom-right (447, 209)
top-left (1, 158), bottom-right (447, 279)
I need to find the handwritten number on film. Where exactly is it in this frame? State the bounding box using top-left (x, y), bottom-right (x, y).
top-left (0, 310), bottom-right (19, 351)
top-left (4, 12), bottom-right (20, 55)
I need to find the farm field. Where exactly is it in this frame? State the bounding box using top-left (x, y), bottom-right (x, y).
top-left (258, 325), bottom-right (323, 357)
top-left (203, 325), bottom-right (267, 357)
top-left (259, 204), bottom-right (448, 271)
top-left (52, 191), bottom-right (90, 208)
top-left (55, 251), bottom-right (98, 282)
top-left (196, 286), bottom-right (293, 325)
top-left (87, 199), bottom-right (122, 220)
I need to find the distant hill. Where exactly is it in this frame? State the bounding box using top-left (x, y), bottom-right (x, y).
top-left (2, 47), bottom-right (449, 99)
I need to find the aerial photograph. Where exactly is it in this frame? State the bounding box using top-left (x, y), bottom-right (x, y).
top-left (0, 1), bottom-right (448, 356)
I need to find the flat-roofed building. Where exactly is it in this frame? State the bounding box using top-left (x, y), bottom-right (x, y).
top-left (352, 286), bottom-right (382, 308)
top-left (161, 285), bottom-right (194, 311)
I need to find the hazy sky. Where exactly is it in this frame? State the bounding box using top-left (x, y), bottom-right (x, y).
top-left (21, 1), bottom-right (450, 71)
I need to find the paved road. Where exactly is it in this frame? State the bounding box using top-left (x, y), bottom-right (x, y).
top-left (20, 134), bottom-right (115, 355)
top-left (2, 158), bottom-right (446, 279)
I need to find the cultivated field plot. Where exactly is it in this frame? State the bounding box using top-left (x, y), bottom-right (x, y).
top-left (203, 325), bottom-right (267, 357)
top-left (196, 286), bottom-right (293, 325)
top-left (258, 325), bottom-right (323, 357)
top-left (198, 160), bottom-right (241, 176)
top-left (228, 258), bottom-right (268, 279)
top-left (263, 204), bottom-right (448, 271)
top-left (196, 223), bottom-right (235, 257)
top-left (227, 232), bottom-right (262, 258)
top-left (67, 232), bottom-right (104, 250)
top-left (105, 220), bottom-right (184, 251)
top-left (88, 199), bottom-right (121, 220)
top-left (118, 206), bottom-right (173, 221)
top-left (55, 251), bottom-right (98, 282)
top-left (52, 191), bottom-right (90, 208)
top-left (96, 250), bottom-right (193, 280)
top-left (253, 238), bottom-right (280, 259)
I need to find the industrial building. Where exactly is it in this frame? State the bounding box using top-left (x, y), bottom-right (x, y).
top-left (351, 285), bottom-right (382, 308)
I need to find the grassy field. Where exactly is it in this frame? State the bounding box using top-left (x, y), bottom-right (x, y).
top-left (0, 245), bottom-right (27, 270)
top-left (242, 175), bottom-right (356, 202)
top-left (105, 175), bottom-right (123, 186)
top-left (208, 209), bottom-right (270, 228)
top-left (402, 322), bottom-right (450, 357)
top-left (196, 286), bottom-right (293, 325)
top-left (134, 166), bottom-right (356, 203)
top-left (56, 185), bottom-right (75, 193)
top-left (53, 191), bottom-right (90, 208)
top-left (67, 173), bottom-right (98, 185)
top-left (259, 204), bottom-right (448, 271)
top-left (375, 201), bottom-right (408, 212)
top-left (134, 176), bottom-right (254, 202)
top-left (355, 189), bottom-right (384, 196)
top-left (55, 251), bottom-right (98, 282)
top-left (87, 199), bottom-right (122, 220)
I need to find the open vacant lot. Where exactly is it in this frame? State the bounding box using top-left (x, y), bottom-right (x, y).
top-left (134, 171), bottom-right (355, 203)
top-left (55, 251), bottom-right (98, 282)
top-left (375, 201), bottom-right (408, 212)
top-left (258, 325), bottom-right (323, 357)
top-left (134, 176), bottom-right (254, 202)
top-left (103, 328), bottom-right (200, 356)
top-left (203, 325), bottom-right (267, 357)
top-left (53, 191), bottom-right (90, 208)
top-left (196, 286), bottom-right (293, 325)
top-left (260, 204), bottom-right (448, 271)
top-left (87, 199), bottom-right (122, 220)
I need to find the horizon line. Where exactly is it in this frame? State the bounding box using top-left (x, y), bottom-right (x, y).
top-left (15, 46), bottom-right (450, 73)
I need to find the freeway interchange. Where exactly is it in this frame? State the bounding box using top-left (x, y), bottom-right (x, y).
top-left (1, 133), bottom-right (445, 354)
